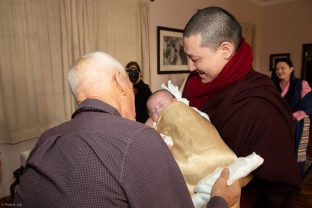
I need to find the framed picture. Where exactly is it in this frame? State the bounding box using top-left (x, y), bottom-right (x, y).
top-left (269, 53), bottom-right (290, 71)
top-left (157, 26), bottom-right (189, 74)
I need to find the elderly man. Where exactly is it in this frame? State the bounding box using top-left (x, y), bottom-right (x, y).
top-left (14, 52), bottom-right (240, 208)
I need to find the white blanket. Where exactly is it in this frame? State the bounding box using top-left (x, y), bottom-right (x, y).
top-left (192, 152), bottom-right (264, 208)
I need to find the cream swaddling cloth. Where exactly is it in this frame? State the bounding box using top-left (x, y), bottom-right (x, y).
top-left (156, 81), bottom-right (237, 194)
top-left (155, 101), bottom-right (237, 195)
top-left (155, 81), bottom-right (264, 208)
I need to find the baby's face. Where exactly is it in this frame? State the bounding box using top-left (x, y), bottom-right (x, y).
top-left (147, 93), bottom-right (175, 122)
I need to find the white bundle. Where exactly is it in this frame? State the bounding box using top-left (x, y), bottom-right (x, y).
top-left (192, 152), bottom-right (264, 208)
top-left (161, 80), bottom-right (210, 121)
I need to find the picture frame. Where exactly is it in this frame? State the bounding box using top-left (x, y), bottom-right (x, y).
top-left (269, 53), bottom-right (290, 71)
top-left (157, 26), bottom-right (189, 74)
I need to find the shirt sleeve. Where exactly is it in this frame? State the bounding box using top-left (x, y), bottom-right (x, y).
top-left (206, 196), bottom-right (228, 208)
top-left (121, 127), bottom-right (194, 208)
top-left (219, 95), bottom-right (300, 188)
top-left (293, 110), bottom-right (308, 121)
top-left (301, 80), bottom-right (312, 98)
top-left (233, 98), bottom-right (300, 188)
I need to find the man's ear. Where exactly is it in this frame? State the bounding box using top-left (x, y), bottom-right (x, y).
top-left (114, 71), bottom-right (126, 96)
top-left (220, 42), bottom-right (234, 60)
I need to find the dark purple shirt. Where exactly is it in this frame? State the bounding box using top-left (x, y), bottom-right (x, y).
top-left (14, 99), bottom-right (227, 208)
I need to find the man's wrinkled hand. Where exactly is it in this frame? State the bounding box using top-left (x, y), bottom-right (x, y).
top-left (211, 168), bottom-right (241, 207)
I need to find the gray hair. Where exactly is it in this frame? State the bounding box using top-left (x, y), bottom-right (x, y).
top-left (184, 6), bottom-right (242, 51)
top-left (68, 52), bottom-right (126, 98)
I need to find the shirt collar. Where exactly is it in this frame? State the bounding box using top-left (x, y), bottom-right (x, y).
top-left (75, 99), bottom-right (121, 117)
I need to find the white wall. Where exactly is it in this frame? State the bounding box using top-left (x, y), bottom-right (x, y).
top-left (259, 0), bottom-right (312, 77)
top-left (149, 0), bottom-right (312, 91)
top-left (149, 0), bottom-right (261, 91)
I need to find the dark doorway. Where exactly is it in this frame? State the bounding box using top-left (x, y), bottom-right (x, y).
top-left (301, 43), bottom-right (312, 87)
top-left (301, 43), bottom-right (312, 184)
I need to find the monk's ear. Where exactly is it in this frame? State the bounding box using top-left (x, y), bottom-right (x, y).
top-left (220, 41), bottom-right (234, 60)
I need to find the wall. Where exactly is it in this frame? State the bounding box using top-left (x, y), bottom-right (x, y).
top-left (149, 0), bottom-right (261, 91)
top-left (259, 0), bottom-right (312, 77)
top-left (0, 138), bottom-right (38, 197)
top-left (149, 0), bottom-right (312, 91)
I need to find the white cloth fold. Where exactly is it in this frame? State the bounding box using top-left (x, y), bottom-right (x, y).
top-left (160, 133), bottom-right (174, 147)
top-left (161, 80), bottom-right (210, 121)
top-left (192, 152), bottom-right (264, 208)
top-left (161, 80), bottom-right (189, 105)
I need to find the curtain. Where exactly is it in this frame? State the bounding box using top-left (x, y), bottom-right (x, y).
top-left (241, 22), bottom-right (257, 56)
top-left (0, 0), bottom-right (150, 144)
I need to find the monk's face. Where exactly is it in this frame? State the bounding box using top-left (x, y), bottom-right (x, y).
top-left (183, 34), bottom-right (229, 83)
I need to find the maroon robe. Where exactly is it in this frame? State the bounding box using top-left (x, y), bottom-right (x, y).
top-left (198, 70), bottom-right (301, 208)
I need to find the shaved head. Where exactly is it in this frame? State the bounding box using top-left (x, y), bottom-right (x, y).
top-left (184, 6), bottom-right (242, 51)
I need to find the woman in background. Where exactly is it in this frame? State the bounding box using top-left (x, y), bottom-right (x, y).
top-left (271, 58), bottom-right (312, 178)
top-left (125, 61), bottom-right (151, 123)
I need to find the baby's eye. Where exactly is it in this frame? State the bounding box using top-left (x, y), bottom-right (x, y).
top-left (160, 100), bottom-right (171, 107)
top-left (149, 110), bottom-right (157, 116)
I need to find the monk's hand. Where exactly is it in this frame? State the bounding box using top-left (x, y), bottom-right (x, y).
top-left (211, 168), bottom-right (241, 207)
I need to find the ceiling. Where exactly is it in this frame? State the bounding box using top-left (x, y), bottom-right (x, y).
top-left (247, 0), bottom-right (296, 6)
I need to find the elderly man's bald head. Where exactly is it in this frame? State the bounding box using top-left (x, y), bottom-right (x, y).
top-left (68, 52), bottom-right (126, 99)
top-left (67, 52), bottom-right (136, 120)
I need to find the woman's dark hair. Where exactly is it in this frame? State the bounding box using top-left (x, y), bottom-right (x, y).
top-left (125, 61), bottom-right (141, 72)
top-left (271, 57), bottom-right (295, 103)
top-left (276, 58), bottom-right (293, 68)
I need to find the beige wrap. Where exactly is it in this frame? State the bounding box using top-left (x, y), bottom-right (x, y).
top-left (156, 101), bottom-right (237, 195)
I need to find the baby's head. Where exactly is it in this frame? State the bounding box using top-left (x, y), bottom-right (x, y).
top-left (147, 89), bottom-right (176, 122)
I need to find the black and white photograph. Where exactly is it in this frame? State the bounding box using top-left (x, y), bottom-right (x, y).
top-left (157, 26), bottom-right (189, 74)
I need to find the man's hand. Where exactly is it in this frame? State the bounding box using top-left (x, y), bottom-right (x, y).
top-left (211, 168), bottom-right (241, 207)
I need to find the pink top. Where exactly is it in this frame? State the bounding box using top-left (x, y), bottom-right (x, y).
top-left (280, 80), bottom-right (312, 121)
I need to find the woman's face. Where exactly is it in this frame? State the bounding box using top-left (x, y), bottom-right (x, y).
top-left (275, 61), bottom-right (294, 82)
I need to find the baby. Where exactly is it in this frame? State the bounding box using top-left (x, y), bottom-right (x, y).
top-left (146, 89), bottom-right (177, 125)
top-left (146, 88), bottom-right (210, 128)
top-left (146, 81), bottom-right (264, 208)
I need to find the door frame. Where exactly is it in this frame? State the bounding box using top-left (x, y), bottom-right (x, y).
top-left (301, 43), bottom-right (312, 79)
